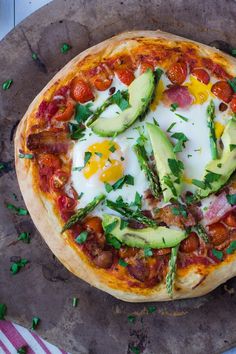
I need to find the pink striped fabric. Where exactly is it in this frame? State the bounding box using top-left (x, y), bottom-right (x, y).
top-left (0, 320), bottom-right (68, 354)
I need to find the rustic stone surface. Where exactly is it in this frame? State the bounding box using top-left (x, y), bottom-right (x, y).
top-left (1, 0), bottom-right (236, 353)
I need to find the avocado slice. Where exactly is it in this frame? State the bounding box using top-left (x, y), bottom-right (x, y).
top-left (102, 214), bottom-right (186, 249)
top-left (90, 70), bottom-right (155, 137)
top-left (146, 123), bottom-right (183, 202)
top-left (196, 118), bottom-right (236, 199)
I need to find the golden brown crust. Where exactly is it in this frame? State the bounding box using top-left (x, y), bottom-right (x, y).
top-left (15, 30), bottom-right (236, 302)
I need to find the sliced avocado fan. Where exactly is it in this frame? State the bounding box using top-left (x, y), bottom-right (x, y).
top-left (196, 118), bottom-right (236, 199)
top-left (102, 214), bottom-right (186, 249)
top-left (90, 70), bottom-right (155, 137)
top-left (146, 123), bottom-right (184, 202)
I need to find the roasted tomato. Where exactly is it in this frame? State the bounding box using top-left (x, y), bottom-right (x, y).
top-left (211, 81), bottom-right (233, 103)
top-left (84, 216), bottom-right (103, 233)
top-left (115, 68), bottom-right (135, 85)
top-left (37, 153), bottom-right (62, 171)
top-left (153, 248), bottom-right (171, 256)
top-left (179, 232), bottom-right (199, 253)
top-left (167, 61), bottom-right (187, 85)
top-left (54, 101), bottom-right (74, 121)
top-left (230, 94), bottom-right (236, 113)
top-left (224, 212), bottom-right (236, 227)
top-left (208, 222), bottom-right (228, 246)
top-left (50, 170), bottom-right (69, 191)
top-left (140, 62), bottom-right (154, 74)
top-left (70, 78), bottom-right (94, 103)
top-left (92, 76), bottom-right (113, 91)
top-left (191, 68), bottom-right (210, 85)
top-left (57, 195), bottom-right (77, 212)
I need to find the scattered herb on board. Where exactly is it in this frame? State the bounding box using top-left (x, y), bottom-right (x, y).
top-left (32, 52), bottom-right (38, 60)
top-left (10, 258), bottom-right (29, 274)
top-left (31, 317), bottom-right (40, 330)
top-left (147, 305), bottom-right (157, 313)
top-left (6, 203), bottom-right (28, 215)
top-left (0, 303), bottom-right (7, 320)
top-left (232, 49), bottom-right (236, 57)
top-left (72, 297), bottom-right (79, 307)
top-left (17, 346), bottom-right (28, 354)
top-left (130, 346), bottom-right (140, 354)
top-left (2, 79), bottom-right (13, 90)
top-left (127, 315), bottom-right (136, 323)
top-left (17, 232), bottom-right (31, 243)
top-left (60, 43), bottom-right (72, 53)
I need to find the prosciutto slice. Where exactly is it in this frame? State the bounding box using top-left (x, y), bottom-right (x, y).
top-left (205, 191), bottom-right (236, 225)
top-left (163, 85), bottom-right (193, 108)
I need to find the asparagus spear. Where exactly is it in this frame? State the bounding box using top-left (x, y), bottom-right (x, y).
top-left (166, 244), bottom-right (179, 297)
top-left (87, 90), bottom-right (129, 126)
top-left (207, 100), bottom-right (218, 160)
top-left (106, 199), bottom-right (158, 228)
top-left (133, 144), bottom-right (161, 198)
top-left (195, 224), bottom-right (209, 243)
top-left (61, 194), bottom-right (105, 233)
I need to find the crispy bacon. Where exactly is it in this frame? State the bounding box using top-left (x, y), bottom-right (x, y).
top-left (27, 130), bottom-right (69, 154)
top-left (155, 204), bottom-right (196, 229)
top-left (205, 191), bottom-right (236, 225)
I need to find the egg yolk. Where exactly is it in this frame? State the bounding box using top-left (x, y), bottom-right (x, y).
top-left (215, 121), bottom-right (225, 139)
top-left (185, 76), bottom-right (212, 104)
top-left (83, 140), bottom-right (124, 183)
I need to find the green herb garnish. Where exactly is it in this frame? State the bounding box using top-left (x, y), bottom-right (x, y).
top-left (68, 122), bottom-right (86, 140)
top-left (17, 232), bottom-right (31, 243)
top-left (106, 234), bottom-right (121, 249)
top-left (60, 43), bottom-right (72, 53)
top-left (170, 103), bottom-right (178, 112)
top-left (175, 113), bottom-right (189, 122)
top-left (7, 203), bottom-right (28, 215)
top-left (120, 219), bottom-right (129, 230)
top-left (171, 132), bottom-right (189, 153)
top-left (228, 77), bottom-right (236, 93)
top-left (75, 103), bottom-right (93, 123)
top-left (118, 259), bottom-right (128, 267)
top-left (166, 122), bottom-right (176, 133)
top-left (127, 315), bottom-right (136, 323)
top-left (75, 231), bottom-right (88, 244)
top-left (31, 316), bottom-right (40, 330)
top-left (32, 52), bottom-right (38, 60)
top-left (144, 247), bottom-right (153, 257)
top-left (10, 258), bottom-right (29, 274)
top-left (172, 203), bottom-right (188, 218)
top-left (19, 152), bottom-right (34, 159)
top-left (226, 194), bottom-right (236, 205)
top-left (17, 346), bottom-right (28, 354)
top-left (2, 79), bottom-right (13, 90)
top-left (212, 249), bottom-right (223, 260)
top-left (229, 144), bottom-right (236, 152)
top-left (168, 159), bottom-right (184, 177)
top-left (72, 297), bottom-right (78, 307)
top-left (0, 303), bottom-right (7, 320)
top-left (147, 305), bottom-right (157, 313)
top-left (130, 346), bottom-right (140, 354)
top-left (226, 240), bottom-right (236, 254)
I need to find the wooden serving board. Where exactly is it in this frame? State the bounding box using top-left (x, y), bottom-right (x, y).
top-left (1, 1), bottom-right (236, 353)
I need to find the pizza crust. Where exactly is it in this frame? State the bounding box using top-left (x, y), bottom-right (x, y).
top-left (15, 30), bottom-right (236, 302)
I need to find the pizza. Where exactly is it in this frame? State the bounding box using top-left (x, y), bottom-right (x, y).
top-left (15, 30), bottom-right (236, 302)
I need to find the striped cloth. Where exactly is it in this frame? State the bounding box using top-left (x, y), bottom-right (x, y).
top-left (0, 321), bottom-right (68, 354)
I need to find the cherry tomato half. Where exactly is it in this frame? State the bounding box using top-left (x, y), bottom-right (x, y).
top-left (191, 68), bottom-right (210, 85)
top-left (115, 68), bottom-right (135, 86)
top-left (224, 212), bottom-right (236, 227)
top-left (57, 195), bottom-right (77, 212)
top-left (167, 61), bottom-right (188, 85)
top-left (93, 76), bottom-right (113, 91)
top-left (37, 154), bottom-right (62, 171)
top-left (50, 170), bottom-right (69, 191)
top-left (179, 232), bottom-right (199, 253)
top-left (54, 101), bottom-right (74, 121)
top-left (211, 81), bottom-right (233, 103)
top-left (208, 222), bottom-right (228, 246)
top-left (230, 94), bottom-right (236, 113)
top-left (70, 78), bottom-right (94, 103)
top-left (84, 216), bottom-right (103, 233)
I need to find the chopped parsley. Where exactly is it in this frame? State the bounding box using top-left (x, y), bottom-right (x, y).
top-left (226, 241), bottom-right (236, 254)
top-left (106, 234), bottom-right (121, 249)
top-left (175, 113), bottom-right (189, 122)
top-left (2, 79), bottom-right (13, 90)
top-left (17, 232), bottom-right (31, 243)
top-left (120, 219), bottom-right (129, 230)
top-left (226, 194), bottom-right (236, 206)
top-left (84, 151), bottom-right (92, 166)
top-left (103, 220), bottom-right (118, 234)
top-left (109, 145), bottom-right (116, 153)
top-left (132, 192), bottom-right (142, 209)
top-left (172, 203), bottom-right (188, 218)
top-left (0, 303), bottom-right (7, 320)
top-left (7, 203), bottom-right (28, 215)
top-left (32, 52), bottom-right (38, 60)
top-left (105, 174), bottom-right (134, 192)
top-left (17, 346), bottom-right (28, 354)
top-left (212, 249), bottom-right (223, 260)
top-left (170, 103), bottom-right (178, 112)
top-left (118, 258), bottom-right (128, 267)
top-left (60, 43), bottom-right (72, 53)
top-left (171, 132), bottom-right (189, 153)
top-left (230, 144), bottom-right (236, 151)
top-left (72, 297), bottom-right (78, 307)
top-left (75, 103), bottom-right (93, 123)
top-left (147, 305), bottom-right (157, 313)
top-left (10, 258), bottom-right (29, 274)
top-left (192, 179), bottom-right (206, 189)
top-left (228, 77), bottom-right (236, 93)
top-left (154, 68), bottom-right (164, 81)
top-left (130, 347), bottom-right (140, 354)
top-left (127, 315), bottom-right (136, 323)
top-left (95, 152), bottom-right (103, 158)
top-left (168, 159), bottom-right (184, 177)
top-left (31, 316), bottom-right (40, 330)
top-left (111, 90), bottom-right (129, 111)
top-left (68, 122), bottom-right (86, 140)
top-left (75, 231), bottom-right (88, 244)
top-left (166, 122), bottom-right (176, 133)
top-left (144, 247), bottom-right (153, 257)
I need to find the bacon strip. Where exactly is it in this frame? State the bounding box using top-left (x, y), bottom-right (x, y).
top-left (163, 85), bottom-right (193, 109)
top-left (205, 191), bottom-right (236, 225)
top-left (27, 130), bottom-right (69, 154)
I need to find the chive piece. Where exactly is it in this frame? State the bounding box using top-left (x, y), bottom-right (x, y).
top-left (106, 234), bottom-right (121, 249)
top-left (68, 122), bottom-right (86, 140)
top-left (17, 346), bottom-right (28, 354)
top-left (174, 113), bottom-right (189, 122)
top-left (78, 192), bottom-right (84, 200)
top-left (17, 232), bottom-right (31, 244)
top-left (0, 303), bottom-right (7, 320)
top-left (75, 103), bottom-right (93, 123)
top-left (18, 152), bottom-right (34, 159)
top-left (10, 258), bottom-right (29, 274)
top-left (32, 52), bottom-right (38, 60)
top-left (118, 258), bottom-right (128, 267)
top-left (109, 145), bottom-right (116, 153)
top-left (166, 245), bottom-right (179, 296)
top-left (207, 100), bottom-right (218, 160)
top-left (104, 182), bottom-right (113, 193)
top-left (195, 224), bottom-right (209, 243)
top-left (166, 122), bottom-right (176, 133)
top-left (127, 315), bottom-right (136, 323)
top-left (170, 103), bottom-right (178, 112)
top-left (144, 247), bottom-right (153, 257)
top-left (171, 132), bottom-right (189, 153)
top-left (192, 179), bottom-right (206, 189)
top-left (84, 151), bottom-right (92, 166)
top-left (130, 346), bottom-right (140, 354)
top-left (147, 305), bottom-right (157, 313)
top-left (62, 194), bottom-right (105, 232)
top-left (75, 231), bottom-right (88, 244)
top-left (212, 249), bottom-right (223, 260)
top-left (72, 297), bottom-right (78, 307)
top-left (2, 79), bottom-right (13, 90)
top-left (6, 203), bottom-right (28, 215)
top-left (60, 43), bottom-right (72, 53)
top-left (31, 317), bottom-right (40, 330)
top-left (226, 194), bottom-right (236, 206)
top-left (120, 219), bottom-right (129, 230)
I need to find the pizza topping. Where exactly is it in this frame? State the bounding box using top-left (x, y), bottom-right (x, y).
top-left (207, 100), bottom-right (218, 160)
top-left (163, 85), bottom-right (194, 109)
top-left (223, 212), bottom-right (236, 227)
top-left (230, 94), bottom-right (236, 113)
top-left (2, 79), bottom-right (13, 90)
top-left (58, 195), bottom-right (77, 212)
top-left (92, 76), bottom-right (113, 91)
top-left (115, 68), bottom-right (135, 86)
top-left (70, 78), bottom-right (94, 103)
top-left (93, 250), bottom-right (113, 269)
top-left (54, 101), bottom-right (74, 121)
top-left (211, 81), bottom-right (233, 103)
top-left (155, 204), bottom-right (196, 229)
top-left (166, 245), bottom-right (179, 296)
top-left (27, 130), bottom-right (69, 154)
top-left (179, 232), bottom-right (199, 253)
top-left (50, 170), bottom-right (69, 191)
top-left (208, 222), bottom-right (228, 246)
top-left (191, 68), bottom-right (210, 85)
top-left (167, 61), bottom-right (188, 85)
